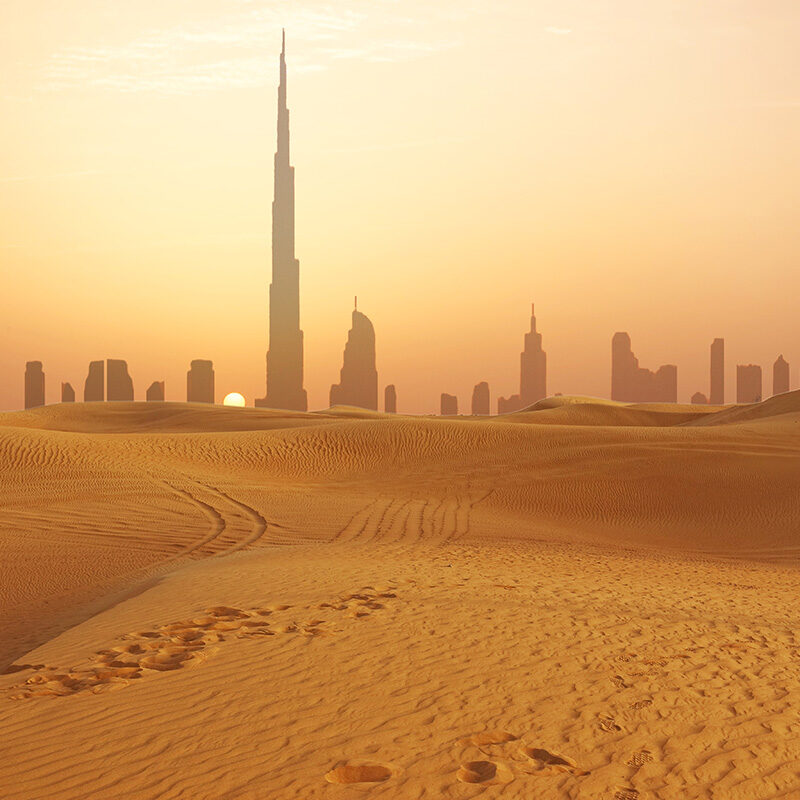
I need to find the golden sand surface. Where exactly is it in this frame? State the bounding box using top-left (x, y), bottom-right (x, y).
top-left (1, 396), bottom-right (799, 799)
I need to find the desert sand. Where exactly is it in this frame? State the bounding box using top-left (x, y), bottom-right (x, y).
top-left (1, 395), bottom-right (800, 799)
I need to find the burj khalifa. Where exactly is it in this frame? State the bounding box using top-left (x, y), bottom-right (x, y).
top-left (256, 31), bottom-right (308, 411)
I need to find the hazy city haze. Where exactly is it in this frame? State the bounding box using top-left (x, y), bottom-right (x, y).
top-left (2, 1), bottom-right (798, 412)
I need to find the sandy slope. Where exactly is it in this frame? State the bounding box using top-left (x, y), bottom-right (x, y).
top-left (1, 395), bottom-right (799, 799)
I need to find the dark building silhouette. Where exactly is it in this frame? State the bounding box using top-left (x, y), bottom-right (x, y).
top-left (472, 381), bottom-right (490, 415)
top-left (710, 338), bottom-right (724, 404)
top-left (736, 364), bottom-right (762, 404)
top-left (84, 360), bottom-right (105, 402)
top-left (773, 355), bottom-right (790, 396)
top-left (24, 361), bottom-right (45, 409)
top-left (330, 302), bottom-right (378, 410)
top-left (611, 332), bottom-right (677, 402)
top-left (441, 393), bottom-right (458, 416)
top-left (498, 304), bottom-right (546, 414)
top-left (146, 381), bottom-right (165, 402)
top-left (256, 32), bottom-right (307, 412)
top-left (384, 384), bottom-right (397, 414)
top-left (187, 360), bottom-right (215, 404)
top-left (61, 382), bottom-right (75, 403)
top-left (691, 391), bottom-right (708, 405)
top-left (107, 359), bottom-right (134, 401)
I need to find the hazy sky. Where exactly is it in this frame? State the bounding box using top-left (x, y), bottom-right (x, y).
top-left (2, 0), bottom-right (798, 412)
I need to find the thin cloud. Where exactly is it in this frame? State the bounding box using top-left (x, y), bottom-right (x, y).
top-left (42, 3), bottom-right (461, 95)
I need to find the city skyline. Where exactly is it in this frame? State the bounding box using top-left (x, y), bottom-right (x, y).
top-left (2, 2), bottom-right (799, 413)
top-left (16, 328), bottom-right (795, 413)
top-left (9, 23), bottom-right (795, 416)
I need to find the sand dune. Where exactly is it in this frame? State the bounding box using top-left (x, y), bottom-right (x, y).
top-left (687, 388), bottom-right (800, 426)
top-left (0, 401), bottom-right (332, 434)
top-left (1, 397), bottom-right (800, 798)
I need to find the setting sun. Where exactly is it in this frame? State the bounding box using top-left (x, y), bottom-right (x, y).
top-left (222, 392), bottom-right (246, 407)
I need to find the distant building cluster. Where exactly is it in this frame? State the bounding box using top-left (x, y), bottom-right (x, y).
top-left (18, 36), bottom-right (797, 416)
top-left (24, 362), bottom-right (45, 410)
top-left (611, 332), bottom-right (677, 403)
top-left (187, 360), bottom-right (214, 404)
top-left (688, 343), bottom-right (790, 407)
top-left (498, 305), bottom-right (547, 413)
top-left (440, 393), bottom-right (458, 416)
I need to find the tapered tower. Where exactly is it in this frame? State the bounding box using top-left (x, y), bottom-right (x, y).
top-left (256, 31), bottom-right (307, 411)
top-left (498, 304), bottom-right (547, 413)
top-left (329, 299), bottom-right (378, 410)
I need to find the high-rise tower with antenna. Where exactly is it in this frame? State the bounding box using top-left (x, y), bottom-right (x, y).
top-left (256, 31), bottom-right (308, 411)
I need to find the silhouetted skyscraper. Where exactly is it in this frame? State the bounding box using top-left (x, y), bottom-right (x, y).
top-left (256, 32), bottom-right (307, 412)
top-left (330, 303), bottom-right (378, 410)
top-left (611, 333), bottom-right (634, 401)
top-left (611, 332), bottom-right (677, 402)
top-left (384, 384), bottom-right (397, 414)
top-left (472, 381), bottom-right (490, 415)
top-left (736, 364), bottom-right (762, 404)
top-left (24, 361), bottom-right (45, 409)
top-left (61, 383), bottom-right (75, 403)
top-left (187, 360), bottom-right (215, 404)
top-left (441, 393), bottom-right (458, 416)
top-left (498, 304), bottom-right (546, 414)
top-left (107, 359), bottom-right (134, 401)
top-left (655, 365), bottom-right (678, 403)
top-left (146, 381), bottom-right (165, 402)
top-left (710, 338), bottom-right (724, 404)
top-left (84, 361), bottom-right (104, 402)
top-left (773, 355), bottom-right (790, 396)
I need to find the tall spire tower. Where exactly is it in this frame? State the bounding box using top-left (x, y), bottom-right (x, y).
top-left (256, 31), bottom-right (308, 411)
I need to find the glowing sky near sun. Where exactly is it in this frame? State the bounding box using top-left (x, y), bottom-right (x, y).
top-left (1, 0), bottom-right (798, 412)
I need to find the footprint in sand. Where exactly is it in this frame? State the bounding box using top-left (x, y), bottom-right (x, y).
top-left (457, 760), bottom-right (514, 784)
top-left (626, 749), bottom-right (654, 767)
top-left (139, 649), bottom-right (193, 672)
top-left (273, 623), bottom-right (298, 634)
top-left (456, 730), bottom-right (586, 785)
top-left (598, 713), bottom-right (622, 732)
top-left (236, 620), bottom-right (274, 637)
top-left (301, 620), bottom-right (331, 637)
top-left (6, 589), bottom-right (400, 700)
top-left (10, 665), bottom-right (141, 699)
top-left (325, 763), bottom-right (392, 784)
top-left (521, 746), bottom-right (583, 775)
top-left (204, 606), bottom-right (249, 619)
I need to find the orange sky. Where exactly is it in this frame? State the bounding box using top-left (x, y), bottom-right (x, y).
top-left (2, 0), bottom-right (798, 412)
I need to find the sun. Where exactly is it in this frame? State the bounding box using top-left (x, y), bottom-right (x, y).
top-left (222, 392), bottom-right (246, 408)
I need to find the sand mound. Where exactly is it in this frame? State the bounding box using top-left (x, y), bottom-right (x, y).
top-left (0, 402), bottom-right (332, 434)
top-left (688, 389), bottom-right (800, 426)
top-left (317, 405), bottom-right (395, 420)
top-left (504, 395), bottom-right (716, 427)
top-left (524, 394), bottom-right (624, 410)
